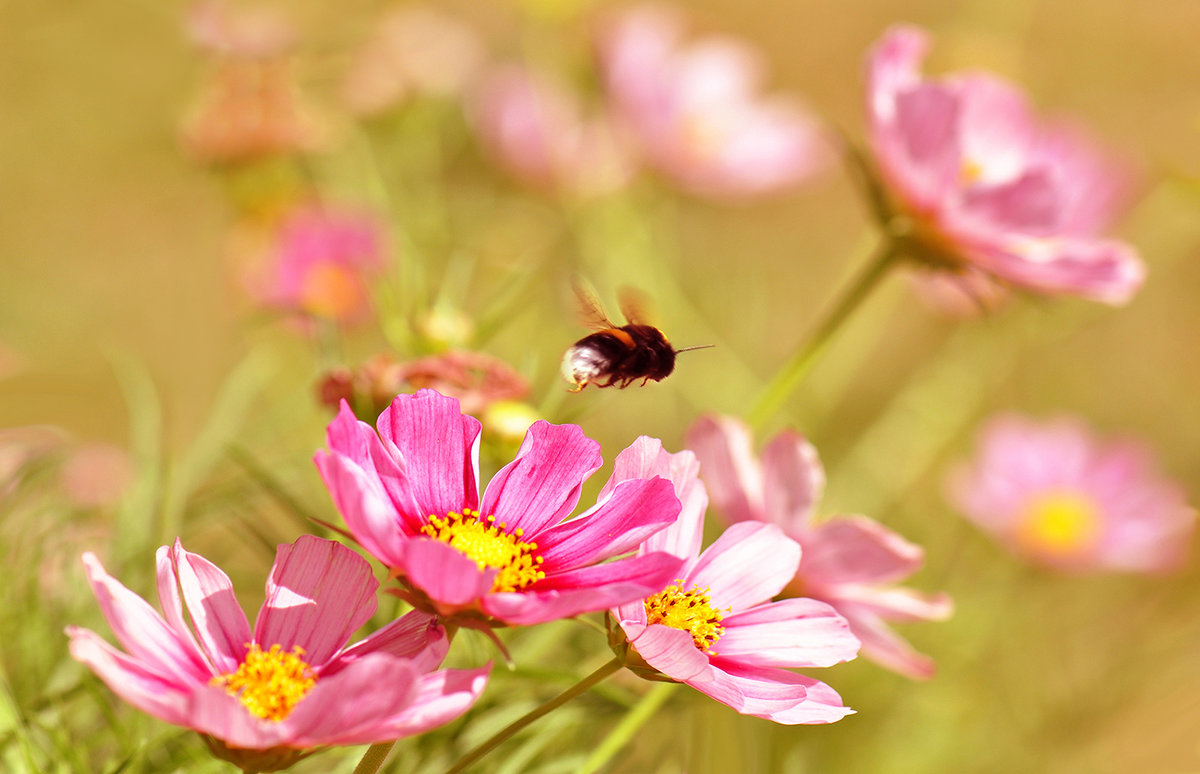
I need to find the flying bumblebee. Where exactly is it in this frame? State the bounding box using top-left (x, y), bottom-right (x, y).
top-left (561, 283), bottom-right (711, 391)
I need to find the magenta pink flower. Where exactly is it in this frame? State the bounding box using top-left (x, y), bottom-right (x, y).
top-left (608, 437), bottom-right (859, 724)
top-left (597, 5), bottom-right (832, 199)
top-left (315, 389), bottom-right (684, 627)
top-left (468, 65), bottom-right (635, 197)
top-left (67, 535), bottom-right (488, 771)
top-left (687, 416), bottom-right (951, 680)
top-left (866, 25), bottom-right (1144, 304)
top-left (947, 414), bottom-right (1196, 573)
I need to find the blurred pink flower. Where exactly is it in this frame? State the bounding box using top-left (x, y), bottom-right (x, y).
top-left (315, 389), bottom-right (684, 628)
top-left (687, 416), bottom-right (951, 680)
top-left (67, 536), bottom-right (488, 771)
top-left (607, 437), bottom-right (859, 723)
top-left (60, 442), bottom-right (134, 509)
top-left (468, 65), bottom-right (635, 197)
top-left (342, 5), bottom-right (485, 116)
top-left (946, 414), bottom-right (1196, 573)
top-left (866, 25), bottom-right (1144, 304)
top-left (186, 0), bottom-right (295, 59)
top-left (597, 5), bottom-right (833, 199)
top-left (906, 266), bottom-right (1010, 318)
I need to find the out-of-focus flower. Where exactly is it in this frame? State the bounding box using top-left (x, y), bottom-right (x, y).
top-left (341, 5), bottom-right (485, 116)
top-left (597, 5), bottom-right (833, 199)
top-left (0, 426), bottom-right (68, 500)
top-left (865, 25), bottom-right (1144, 304)
top-left (315, 389), bottom-right (683, 628)
top-left (468, 65), bottom-right (635, 197)
top-left (186, 0), bottom-right (295, 59)
top-left (67, 535), bottom-right (489, 772)
top-left (607, 438), bottom-right (859, 723)
top-left (317, 350), bottom-right (530, 420)
top-left (241, 204), bottom-right (386, 325)
top-left (60, 443), bottom-right (135, 509)
top-left (946, 414), bottom-right (1196, 573)
top-left (687, 416), bottom-right (951, 680)
top-left (907, 266), bottom-right (1010, 318)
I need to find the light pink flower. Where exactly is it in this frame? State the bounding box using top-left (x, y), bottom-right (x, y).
top-left (597, 5), bottom-right (832, 199)
top-left (866, 25), bottom-right (1144, 304)
top-left (468, 65), bottom-right (635, 197)
top-left (60, 442), bottom-right (134, 509)
top-left (687, 416), bottom-right (951, 680)
top-left (947, 414), bottom-right (1196, 573)
top-left (315, 389), bottom-right (684, 627)
top-left (608, 437), bottom-right (859, 724)
top-left (67, 535), bottom-right (488, 771)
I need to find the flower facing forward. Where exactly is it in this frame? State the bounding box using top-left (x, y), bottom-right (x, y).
top-left (597, 5), bottom-right (833, 199)
top-left (607, 437), bottom-right (859, 724)
top-left (687, 416), bottom-right (951, 680)
top-left (67, 536), bottom-right (489, 772)
top-left (865, 25), bottom-right (1144, 303)
top-left (947, 414), bottom-right (1196, 572)
top-left (316, 389), bottom-right (684, 627)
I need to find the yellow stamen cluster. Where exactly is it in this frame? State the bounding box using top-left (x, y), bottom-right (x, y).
top-left (211, 644), bottom-right (317, 722)
top-left (421, 509), bottom-right (545, 592)
top-left (1017, 490), bottom-right (1100, 557)
top-left (644, 581), bottom-right (727, 653)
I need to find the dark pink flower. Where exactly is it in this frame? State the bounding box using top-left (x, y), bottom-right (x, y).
top-left (597, 5), bottom-right (832, 199)
top-left (67, 536), bottom-right (488, 771)
top-left (608, 438), bottom-right (859, 724)
top-left (866, 25), bottom-right (1144, 303)
top-left (687, 416), bottom-right (951, 680)
top-left (947, 414), bottom-right (1196, 573)
top-left (315, 389), bottom-right (683, 627)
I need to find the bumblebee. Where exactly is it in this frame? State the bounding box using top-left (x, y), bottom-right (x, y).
top-left (561, 284), bottom-right (710, 391)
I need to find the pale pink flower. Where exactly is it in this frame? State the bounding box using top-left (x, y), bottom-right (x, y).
top-left (597, 5), bottom-right (832, 199)
top-left (687, 416), bottom-right (951, 680)
top-left (866, 25), bottom-right (1144, 304)
top-left (468, 65), bottom-right (635, 197)
top-left (315, 389), bottom-right (684, 627)
top-left (947, 414), bottom-right (1196, 573)
top-left (186, 0), bottom-right (295, 59)
top-left (67, 536), bottom-right (488, 772)
top-left (608, 437), bottom-right (859, 724)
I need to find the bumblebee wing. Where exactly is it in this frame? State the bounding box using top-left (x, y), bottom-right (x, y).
top-left (617, 285), bottom-right (658, 326)
top-left (572, 278), bottom-right (619, 331)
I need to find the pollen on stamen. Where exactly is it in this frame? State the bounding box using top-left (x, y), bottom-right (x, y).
top-left (421, 511), bottom-right (546, 592)
top-left (211, 643), bottom-right (316, 722)
top-left (644, 581), bottom-right (728, 653)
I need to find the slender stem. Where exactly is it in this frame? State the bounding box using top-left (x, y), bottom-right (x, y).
top-left (353, 741), bottom-right (396, 774)
top-left (578, 682), bottom-right (678, 774)
top-left (443, 657), bottom-right (624, 774)
top-left (747, 237), bottom-right (902, 430)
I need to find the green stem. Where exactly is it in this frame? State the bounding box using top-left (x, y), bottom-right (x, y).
top-left (444, 657), bottom-right (624, 774)
top-left (353, 741), bottom-right (395, 774)
top-left (747, 237), bottom-right (902, 430)
top-left (578, 682), bottom-right (678, 774)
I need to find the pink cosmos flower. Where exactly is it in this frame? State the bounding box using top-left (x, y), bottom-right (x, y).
top-left (597, 5), bottom-right (833, 199)
top-left (865, 25), bottom-right (1144, 304)
top-left (315, 389), bottom-right (684, 627)
top-left (946, 414), bottom-right (1196, 573)
top-left (608, 437), bottom-right (859, 724)
top-left (67, 535), bottom-right (489, 772)
top-left (468, 65), bottom-right (635, 197)
top-left (687, 416), bottom-right (951, 680)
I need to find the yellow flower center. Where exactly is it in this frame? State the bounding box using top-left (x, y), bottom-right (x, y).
top-left (421, 509), bottom-right (545, 592)
top-left (960, 158), bottom-right (985, 184)
top-left (212, 644), bottom-right (317, 722)
top-left (1017, 490), bottom-right (1101, 557)
top-left (644, 581), bottom-right (727, 653)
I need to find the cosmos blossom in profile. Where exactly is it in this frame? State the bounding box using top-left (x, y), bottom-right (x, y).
top-left (865, 24), bottom-right (1144, 304)
top-left (946, 413), bottom-right (1196, 573)
top-left (67, 536), bottom-right (489, 772)
top-left (316, 389), bottom-right (684, 628)
top-left (687, 416), bottom-right (951, 680)
top-left (608, 437), bottom-right (860, 724)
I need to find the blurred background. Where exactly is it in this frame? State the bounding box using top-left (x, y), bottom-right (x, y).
top-left (3, 0), bottom-right (1200, 772)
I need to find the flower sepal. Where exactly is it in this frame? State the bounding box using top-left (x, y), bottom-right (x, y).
top-left (604, 613), bottom-right (674, 684)
top-left (201, 735), bottom-right (314, 772)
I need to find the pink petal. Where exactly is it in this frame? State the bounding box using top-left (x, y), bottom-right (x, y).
top-left (536, 477), bottom-right (680, 568)
top-left (843, 609), bottom-right (939, 680)
top-left (703, 662), bottom-right (853, 724)
top-left (155, 545), bottom-right (210, 670)
top-left (81, 551), bottom-right (212, 682)
top-left (866, 25), bottom-right (929, 123)
top-left (628, 623), bottom-right (713, 683)
top-left (715, 598), bottom-right (859, 668)
top-left (799, 515), bottom-right (925, 585)
top-left (600, 436), bottom-right (706, 560)
top-left (66, 626), bottom-right (192, 725)
top-left (890, 82), bottom-right (962, 200)
top-left (964, 233), bottom-right (1145, 304)
top-left (831, 586), bottom-right (954, 623)
top-left (686, 415), bottom-right (763, 525)
top-left (951, 73), bottom-right (1038, 183)
top-left (760, 430), bottom-right (825, 532)
top-left (331, 610), bottom-right (448, 675)
top-left (403, 537), bottom-right (497, 610)
top-left (282, 654), bottom-right (422, 746)
top-left (381, 666), bottom-right (491, 738)
top-left (479, 420), bottom-right (602, 536)
top-left (185, 685), bottom-right (292, 750)
top-left (961, 169), bottom-right (1062, 235)
top-left (687, 522), bottom-right (800, 613)
top-left (254, 536), bottom-right (378, 667)
top-left (314, 450), bottom-right (407, 568)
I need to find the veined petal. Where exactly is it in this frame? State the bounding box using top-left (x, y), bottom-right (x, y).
top-left (381, 666), bottom-right (491, 738)
top-left (600, 436), bottom-right (706, 560)
top-left (169, 542), bottom-right (253, 676)
top-left (480, 420), bottom-right (602, 536)
top-left (799, 515), bottom-right (925, 585)
top-left (330, 610), bottom-right (448, 675)
top-left (629, 623), bottom-right (713, 683)
top-left (687, 522), bottom-right (800, 613)
top-left (314, 450), bottom-right (407, 567)
top-left (716, 598), bottom-right (859, 668)
top-left (686, 415), bottom-right (764, 525)
top-left (705, 662), bottom-right (853, 724)
top-left (537, 477), bottom-right (679, 568)
top-left (845, 609), bottom-right (939, 680)
top-left (831, 586), bottom-right (954, 623)
top-left (254, 536), bottom-right (378, 667)
top-left (403, 538), bottom-right (497, 610)
top-left (281, 654), bottom-right (422, 747)
top-left (760, 430), bottom-right (825, 532)
top-left (155, 545), bottom-right (210, 671)
top-left (66, 627), bottom-right (192, 724)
